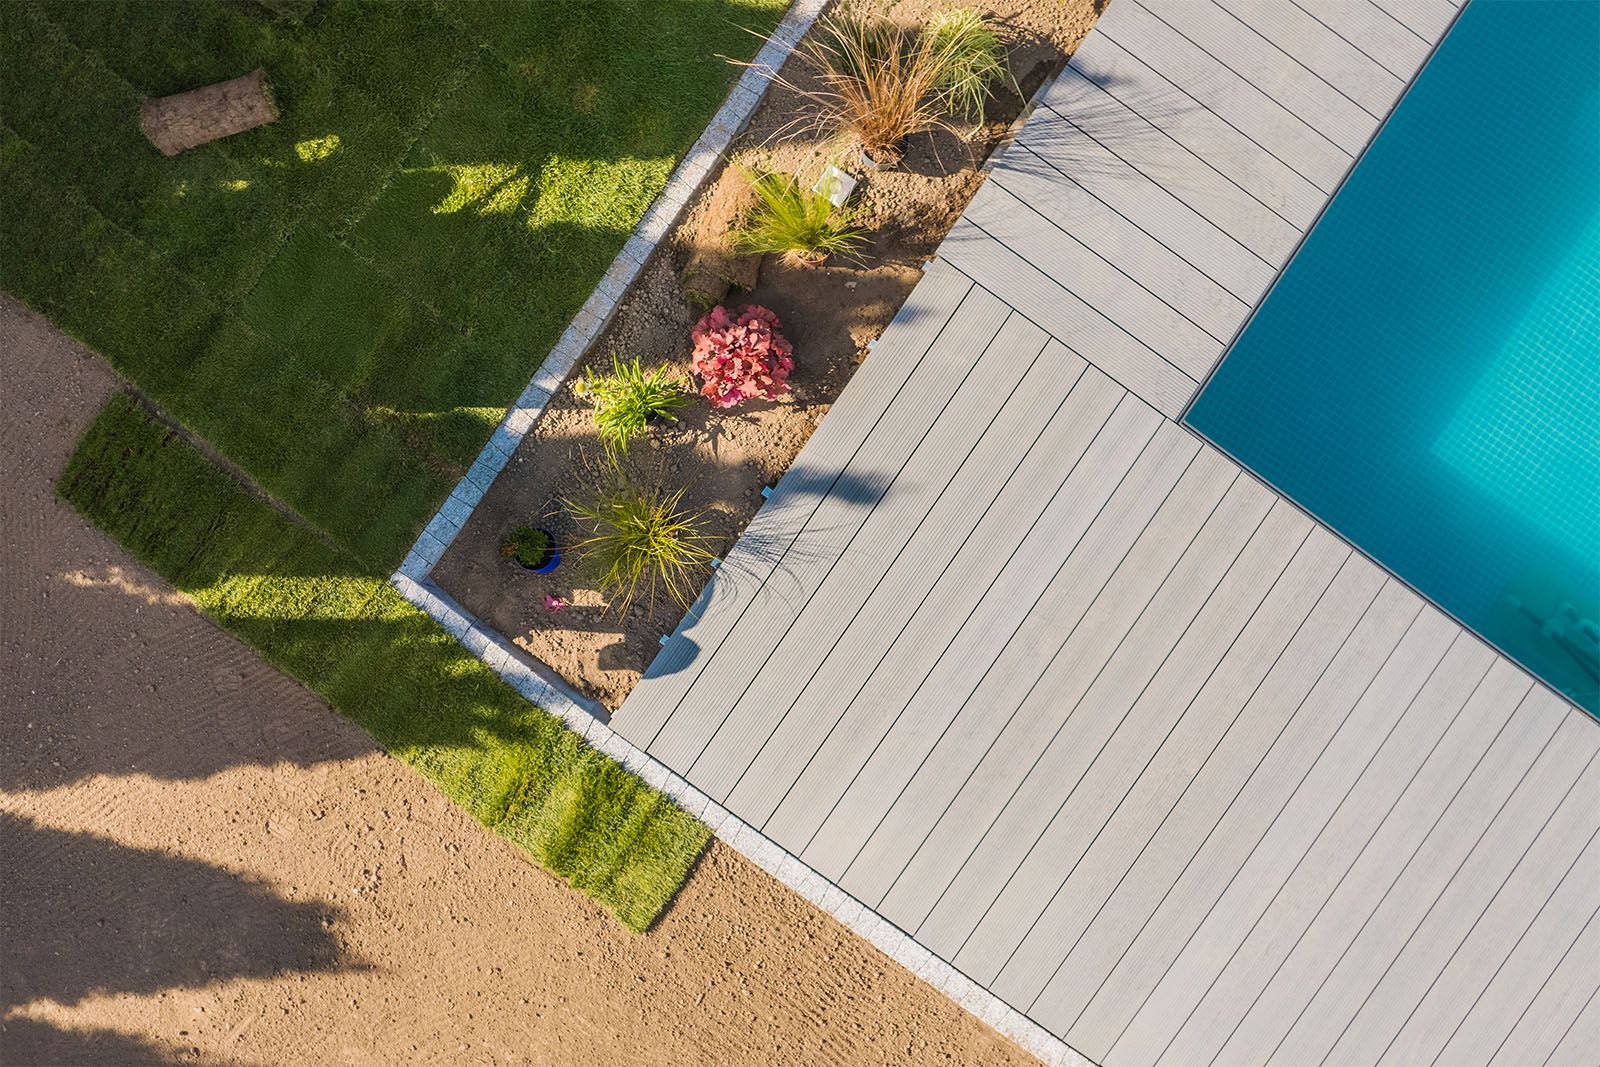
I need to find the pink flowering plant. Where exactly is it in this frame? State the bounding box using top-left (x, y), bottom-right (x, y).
top-left (689, 304), bottom-right (794, 409)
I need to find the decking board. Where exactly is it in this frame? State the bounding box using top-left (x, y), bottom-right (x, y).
top-left (752, 373), bottom-right (1142, 844)
top-left (1019, 538), bottom-right (1369, 1029)
top-left (1226, 0), bottom-right (1407, 111)
top-left (681, 313), bottom-right (1051, 799)
top-left (1282, 0), bottom-right (1432, 78)
top-left (1092, 0), bottom-right (1353, 189)
top-left (1056, 35), bottom-right (1331, 227)
top-left (782, 396), bottom-right (1170, 869)
top-left (612, 3), bottom-right (1596, 1063)
top-left (980, 511), bottom-right (1337, 1001)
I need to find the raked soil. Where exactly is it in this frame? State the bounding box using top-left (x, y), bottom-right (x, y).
top-left (0, 294), bottom-right (1032, 1065)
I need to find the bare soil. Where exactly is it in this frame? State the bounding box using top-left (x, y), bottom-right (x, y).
top-left (434, 0), bottom-right (1102, 710)
top-left (0, 295), bottom-right (1034, 1065)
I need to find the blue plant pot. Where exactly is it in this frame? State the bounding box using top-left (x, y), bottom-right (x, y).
top-left (512, 528), bottom-right (560, 573)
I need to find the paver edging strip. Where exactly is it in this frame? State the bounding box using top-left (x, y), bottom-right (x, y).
top-left (394, 0), bottom-right (827, 593)
top-left (390, 9), bottom-right (1094, 1060)
top-left (390, 568), bottom-right (1096, 1067)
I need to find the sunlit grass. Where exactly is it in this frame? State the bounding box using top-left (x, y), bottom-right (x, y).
top-left (60, 397), bottom-right (710, 932)
top-left (1, 0), bottom-right (786, 566)
top-left (9, 0), bottom-right (789, 930)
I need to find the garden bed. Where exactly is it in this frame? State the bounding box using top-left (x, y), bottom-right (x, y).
top-left (432, 0), bottom-right (1102, 710)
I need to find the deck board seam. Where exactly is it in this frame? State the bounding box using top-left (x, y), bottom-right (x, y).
top-left (1089, 576), bottom-right (1400, 1052)
top-left (1080, 31), bottom-right (1335, 201)
top-left (1003, 138), bottom-right (1262, 304)
top-left (690, 321), bottom-right (1053, 792)
top-left (1005, 518), bottom-right (1327, 1000)
top-left (1118, 0), bottom-right (1358, 158)
top-left (1152, 621), bottom-right (1459, 1063)
top-left (1348, 750), bottom-right (1600, 1065)
top-left (719, 350), bottom-right (1086, 808)
top-left (890, 459), bottom-right (1239, 923)
top-left (677, 308), bottom-right (1017, 782)
top-left (1483, 902), bottom-right (1600, 1066)
top-left (949, 489), bottom-right (1287, 970)
top-left (1043, 544), bottom-right (1361, 1030)
top-left (808, 407), bottom-right (1171, 866)
top-left (779, 390), bottom-right (1153, 854)
top-left (1284, 0), bottom-right (1411, 80)
top-left (1201, 0), bottom-right (1388, 120)
top-left (1206, 642), bottom-right (1494, 1062)
top-left (982, 178), bottom-right (1238, 344)
top-left (638, 282), bottom-right (980, 751)
top-left (1267, 680), bottom-right (1539, 1062)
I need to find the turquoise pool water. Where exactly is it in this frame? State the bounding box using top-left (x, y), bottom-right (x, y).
top-left (1186, 1), bottom-right (1599, 715)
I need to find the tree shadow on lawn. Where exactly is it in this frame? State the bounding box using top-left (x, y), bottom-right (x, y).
top-left (0, 812), bottom-right (348, 1066)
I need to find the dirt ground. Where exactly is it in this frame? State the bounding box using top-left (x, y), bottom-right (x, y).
top-left (433, 0), bottom-right (1102, 709)
top-left (0, 295), bottom-right (1033, 1065)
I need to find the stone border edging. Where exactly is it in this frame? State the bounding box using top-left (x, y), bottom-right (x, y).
top-left (390, 568), bottom-right (1093, 1067)
top-left (389, 4), bottom-right (1092, 1062)
top-left (395, 0), bottom-right (826, 590)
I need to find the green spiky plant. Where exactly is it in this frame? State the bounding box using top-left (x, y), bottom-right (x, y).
top-left (731, 169), bottom-right (869, 265)
top-left (574, 354), bottom-right (692, 454)
top-left (923, 8), bottom-right (1007, 123)
top-left (564, 476), bottom-right (716, 614)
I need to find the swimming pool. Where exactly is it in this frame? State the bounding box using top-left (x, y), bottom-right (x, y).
top-left (1186, 1), bottom-right (1599, 715)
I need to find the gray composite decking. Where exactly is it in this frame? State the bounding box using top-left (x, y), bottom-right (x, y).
top-left (617, 1), bottom-right (1600, 1063)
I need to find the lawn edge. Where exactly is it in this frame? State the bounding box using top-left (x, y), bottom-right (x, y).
top-left (56, 394), bottom-right (711, 934)
top-left (391, 568), bottom-right (1092, 1065)
top-left (393, 0), bottom-right (829, 593)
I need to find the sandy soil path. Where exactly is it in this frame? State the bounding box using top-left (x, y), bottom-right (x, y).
top-left (0, 295), bottom-right (1031, 1066)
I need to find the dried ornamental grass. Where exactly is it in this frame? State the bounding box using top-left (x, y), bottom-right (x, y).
top-left (737, 8), bottom-right (1006, 166)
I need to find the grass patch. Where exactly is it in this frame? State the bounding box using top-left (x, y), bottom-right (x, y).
top-left (3, 0), bottom-right (785, 566)
top-left (8, 0), bottom-right (783, 929)
top-left (60, 396), bottom-right (711, 931)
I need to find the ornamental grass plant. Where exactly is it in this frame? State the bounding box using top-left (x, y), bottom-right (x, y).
top-left (732, 169), bottom-right (869, 265)
top-left (924, 8), bottom-right (1008, 122)
top-left (564, 475), bottom-right (717, 614)
top-left (576, 354), bottom-right (692, 454)
top-left (745, 7), bottom-right (1007, 167)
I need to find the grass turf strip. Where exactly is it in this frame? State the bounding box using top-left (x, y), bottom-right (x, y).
top-left (2, 0), bottom-right (784, 566)
top-left (61, 396), bottom-right (711, 932)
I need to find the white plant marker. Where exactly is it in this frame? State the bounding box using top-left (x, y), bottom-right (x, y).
top-left (813, 164), bottom-right (858, 207)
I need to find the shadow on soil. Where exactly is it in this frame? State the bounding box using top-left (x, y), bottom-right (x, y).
top-left (0, 812), bottom-right (350, 1065)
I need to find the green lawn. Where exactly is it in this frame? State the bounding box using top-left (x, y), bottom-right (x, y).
top-left (4, 0), bottom-right (786, 929)
top-left (61, 397), bottom-right (711, 931)
top-left (2, 0), bottom-right (783, 565)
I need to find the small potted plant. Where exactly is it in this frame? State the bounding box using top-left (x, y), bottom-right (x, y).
top-left (500, 524), bottom-right (560, 573)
